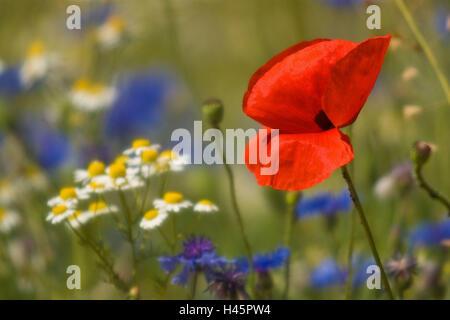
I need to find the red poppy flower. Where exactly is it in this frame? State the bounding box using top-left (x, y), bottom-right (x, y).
top-left (244, 36), bottom-right (391, 191)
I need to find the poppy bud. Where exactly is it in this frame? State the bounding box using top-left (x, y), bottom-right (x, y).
top-left (412, 141), bottom-right (432, 166)
top-left (202, 98), bottom-right (224, 127)
top-left (285, 191), bottom-right (301, 206)
top-left (128, 285), bottom-right (140, 300)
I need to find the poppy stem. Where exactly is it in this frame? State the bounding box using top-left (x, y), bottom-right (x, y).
top-left (395, 0), bottom-right (450, 104)
top-left (282, 193), bottom-right (300, 299)
top-left (341, 165), bottom-right (394, 300)
top-left (344, 203), bottom-right (357, 299)
top-left (344, 127), bottom-right (357, 299)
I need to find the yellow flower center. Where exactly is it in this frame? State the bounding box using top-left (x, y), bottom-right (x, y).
top-left (89, 201), bottom-right (107, 213)
top-left (52, 205), bottom-right (68, 216)
top-left (163, 192), bottom-right (183, 204)
top-left (87, 161), bottom-right (106, 177)
top-left (160, 150), bottom-right (178, 160)
top-left (132, 139), bottom-right (150, 149)
top-left (73, 78), bottom-right (89, 91)
top-left (114, 155), bottom-right (128, 166)
top-left (107, 15), bottom-right (124, 31)
top-left (27, 41), bottom-right (44, 56)
top-left (141, 149), bottom-right (158, 163)
top-left (87, 83), bottom-right (105, 95)
top-left (69, 210), bottom-right (82, 220)
top-left (60, 187), bottom-right (77, 200)
top-left (198, 199), bottom-right (213, 206)
top-left (0, 208), bottom-right (5, 220)
top-left (90, 181), bottom-right (105, 189)
top-left (109, 163), bottom-right (126, 179)
top-left (144, 209), bottom-right (159, 221)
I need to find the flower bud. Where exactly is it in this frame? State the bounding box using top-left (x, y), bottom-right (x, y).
top-left (412, 141), bottom-right (432, 166)
top-left (285, 191), bottom-right (301, 206)
top-left (128, 285), bottom-right (140, 300)
top-left (202, 98), bottom-right (224, 127)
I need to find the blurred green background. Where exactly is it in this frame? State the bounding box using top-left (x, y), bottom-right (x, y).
top-left (0, 0), bottom-right (448, 299)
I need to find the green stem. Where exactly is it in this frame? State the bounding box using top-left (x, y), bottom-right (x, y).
top-left (118, 189), bottom-right (138, 284)
top-left (189, 271), bottom-right (198, 300)
top-left (394, 0), bottom-right (450, 104)
top-left (413, 162), bottom-right (450, 214)
top-left (67, 222), bottom-right (129, 293)
top-left (344, 125), bottom-right (356, 299)
top-left (217, 126), bottom-right (255, 297)
top-left (344, 206), bottom-right (357, 299)
top-left (282, 199), bottom-right (297, 299)
top-left (139, 175), bottom-right (152, 215)
top-left (341, 165), bottom-right (394, 300)
top-left (158, 228), bottom-right (173, 250)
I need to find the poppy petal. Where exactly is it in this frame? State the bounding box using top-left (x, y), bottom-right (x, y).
top-left (245, 128), bottom-right (354, 191)
top-left (322, 35), bottom-right (391, 128)
top-left (243, 39), bottom-right (359, 133)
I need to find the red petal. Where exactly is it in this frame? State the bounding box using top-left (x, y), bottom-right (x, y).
top-left (243, 39), bottom-right (358, 133)
top-left (323, 35), bottom-right (391, 127)
top-left (245, 128), bottom-right (354, 191)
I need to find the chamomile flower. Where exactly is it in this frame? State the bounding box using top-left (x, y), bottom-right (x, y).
top-left (46, 204), bottom-right (76, 224)
top-left (67, 210), bottom-right (87, 229)
top-left (74, 160), bottom-right (108, 185)
top-left (123, 139), bottom-right (159, 157)
top-left (86, 200), bottom-right (118, 217)
top-left (0, 207), bottom-right (20, 233)
top-left (20, 41), bottom-right (54, 88)
top-left (15, 165), bottom-right (48, 192)
top-left (47, 186), bottom-right (89, 207)
top-left (156, 150), bottom-right (189, 173)
top-left (0, 179), bottom-right (17, 205)
top-left (70, 78), bottom-right (116, 112)
top-left (194, 199), bottom-right (219, 213)
top-left (127, 149), bottom-right (159, 178)
top-left (154, 192), bottom-right (192, 213)
top-left (80, 180), bottom-right (111, 195)
top-left (139, 208), bottom-right (168, 230)
top-left (105, 162), bottom-right (143, 190)
top-left (96, 15), bottom-right (125, 49)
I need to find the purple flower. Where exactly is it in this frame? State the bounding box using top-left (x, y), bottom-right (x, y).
top-left (158, 236), bottom-right (229, 286)
top-left (207, 266), bottom-right (250, 300)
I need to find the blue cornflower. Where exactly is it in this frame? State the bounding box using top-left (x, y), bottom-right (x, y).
top-left (351, 257), bottom-right (376, 287)
top-left (296, 189), bottom-right (351, 219)
top-left (104, 69), bottom-right (180, 143)
top-left (207, 266), bottom-right (250, 300)
top-left (19, 116), bottom-right (72, 170)
top-left (158, 236), bottom-right (229, 286)
top-left (309, 259), bottom-right (347, 289)
top-left (235, 246), bottom-right (290, 274)
top-left (434, 8), bottom-right (449, 40)
top-left (409, 220), bottom-right (450, 248)
top-left (322, 0), bottom-right (366, 8)
top-left (0, 66), bottom-right (24, 97)
top-left (81, 1), bottom-right (114, 28)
